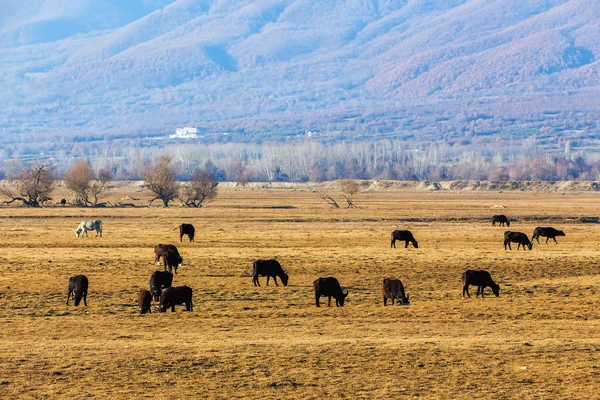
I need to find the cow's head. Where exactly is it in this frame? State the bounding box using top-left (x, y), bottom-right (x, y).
top-left (491, 283), bottom-right (500, 297)
top-left (73, 290), bottom-right (83, 306)
top-left (558, 230), bottom-right (565, 236)
top-left (75, 227), bottom-right (82, 237)
top-left (338, 290), bottom-right (349, 307)
top-left (281, 271), bottom-right (289, 286)
top-left (401, 294), bottom-right (411, 305)
top-left (527, 242), bottom-right (533, 250)
top-left (412, 240), bottom-right (419, 249)
top-left (151, 287), bottom-right (162, 302)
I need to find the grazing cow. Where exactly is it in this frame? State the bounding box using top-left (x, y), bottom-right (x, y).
top-left (313, 277), bottom-right (348, 307)
top-left (159, 286), bottom-right (193, 312)
top-left (75, 220), bottom-right (102, 237)
top-left (179, 224), bottom-right (195, 242)
top-left (138, 289), bottom-right (152, 314)
top-left (149, 270), bottom-right (174, 301)
top-left (492, 215), bottom-right (510, 227)
top-left (462, 270), bottom-right (499, 298)
top-left (163, 249), bottom-right (183, 274)
top-left (382, 278), bottom-right (410, 306)
top-left (252, 259), bottom-right (289, 287)
top-left (504, 231), bottom-right (533, 250)
top-left (532, 227), bottom-right (565, 244)
top-left (154, 244), bottom-right (183, 265)
top-left (66, 274), bottom-right (88, 306)
top-left (390, 230), bottom-right (419, 248)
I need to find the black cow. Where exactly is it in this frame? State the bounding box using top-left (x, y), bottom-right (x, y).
top-left (66, 274), bottom-right (88, 306)
top-left (382, 278), bottom-right (410, 306)
top-left (390, 230), bottom-right (418, 248)
top-left (138, 289), bottom-right (152, 314)
top-left (252, 259), bottom-right (289, 287)
top-left (313, 277), bottom-right (348, 307)
top-left (154, 244), bottom-right (183, 265)
top-left (150, 270), bottom-right (173, 301)
top-left (532, 227), bottom-right (565, 244)
top-left (492, 215), bottom-right (510, 227)
top-left (462, 270), bottom-right (499, 298)
top-left (180, 224), bottom-right (195, 242)
top-left (159, 286), bottom-right (193, 312)
top-left (163, 249), bottom-right (183, 274)
top-left (504, 231), bottom-right (533, 250)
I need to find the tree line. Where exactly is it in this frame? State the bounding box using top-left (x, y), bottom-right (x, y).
top-left (0, 157), bottom-right (218, 208)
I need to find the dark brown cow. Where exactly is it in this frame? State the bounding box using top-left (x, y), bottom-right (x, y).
top-left (149, 270), bottom-right (173, 301)
top-left (462, 270), bottom-right (499, 298)
top-left (382, 278), bottom-right (410, 306)
top-left (390, 230), bottom-right (418, 248)
top-left (252, 259), bottom-right (288, 286)
top-left (137, 289), bottom-right (152, 314)
top-left (532, 227), bottom-right (565, 244)
top-left (313, 277), bottom-right (348, 307)
top-left (163, 250), bottom-right (183, 274)
top-left (66, 274), bottom-right (88, 306)
top-left (492, 215), bottom-right (510, 227)
top-left (154, 244), bottom-right (183, 265)
top-left (179, 224), bottom-right (195, 242)
top-left (504, 231), bottom-right (533, 250)
top-left (159, 286), bottom-right (193, 312)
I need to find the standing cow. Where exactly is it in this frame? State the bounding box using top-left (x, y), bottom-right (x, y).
top-left (504, 231), bottom-right (533, 250)
top-left (382, 278), bottom-right (410, 306)
top-left (313, 277), bottom-right (348, 307)
top-left (154, 244), bottom-right (183, 265)
top-left (137, 289), bottom-right (152, 314)
top-left (532, 227), bottom-right (565, 244)
top-left (252, 259), bottom-right (289, 286)
top-left (66, 274), bottom-right (89, 306)
top-left (390, 230), bottom-right (419, 248)
top-left (180, 224), bottom-right (195, 242)
top-left (150, 270), bottom-right (174, 302)
top-left (462, 270), bottom-right (499, 298)
top-left (75, 220), bottom-right (102, 237)
top-left (492, 215), bottom-right (510, 227)
top-left (159, 286), bottom-right (193, 312)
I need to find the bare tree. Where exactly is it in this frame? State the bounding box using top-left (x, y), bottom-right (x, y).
top-left (65, 161), bottom-right (112, 206)
top-left (142, 156), bottom-right (179, 207)
top-left (314, 187), bottom-right (339, 208)
top-left (179, 171), bottom-right (218, 207)
top-left (0, 164), bottom-right (55, 207)
top-left (339, 179), bottom-right (360, 208)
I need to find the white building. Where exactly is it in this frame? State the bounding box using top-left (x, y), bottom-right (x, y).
top-left (171, 126), bottom-right (199, 138)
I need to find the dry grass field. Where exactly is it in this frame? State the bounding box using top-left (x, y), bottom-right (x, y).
top-left (0, 187), bottom-right (599, 399)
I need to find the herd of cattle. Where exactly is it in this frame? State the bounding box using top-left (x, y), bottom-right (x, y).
top-left (66, 214), bottom-right (566, 312)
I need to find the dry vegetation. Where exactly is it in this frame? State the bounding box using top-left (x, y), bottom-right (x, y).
top-left (0, 187), bottom-right (599, 399)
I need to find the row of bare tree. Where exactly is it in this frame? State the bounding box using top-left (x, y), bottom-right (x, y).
top-left (0, 157), bottom-right (218, 208)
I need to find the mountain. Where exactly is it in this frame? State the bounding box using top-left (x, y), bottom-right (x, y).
top-left (1, 0), bottom-right (599, 137)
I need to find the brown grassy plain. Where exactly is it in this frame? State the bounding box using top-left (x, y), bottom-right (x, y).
top-left (0, 187), bottom-right (599, 399)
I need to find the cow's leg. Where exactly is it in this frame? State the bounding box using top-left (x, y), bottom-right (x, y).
top-left (517, 242), bottom-right (521, 250)
top-left (383, 296), bottom-right (387, 306)
top-left (66, 290), bottom-right (71, 305)
top-left (391, 239), bottom-right (395, 248)
top-left (266, 276), bottom-right (270, 286)
top-left (481, 287), bottom-right (485, 298)
top-left (83, 291), bottom-right (87, 306)
top-left (273, 276), bottom-right (279, 286)
top-left (463, 284), bottom-right (470, 298)
top-left (405, 241), bottom-right (409, 248)
top-left (328, 296), bottom-right (332, 307)
top-left (553, 237), bottom-right (558, 244)
top-left (171, 305), bottom-right (175, 312)
top-left (476, 286), bottom-right (480, 298)
top-left (315, 293), bottom-right (320, 307)
top-left (253, 275), bottom-right (259, 287)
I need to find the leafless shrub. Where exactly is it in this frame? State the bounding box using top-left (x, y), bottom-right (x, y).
top-left (65, 160), bottom-right (112, 206)
top-left (0, 164), bottom-right (55, 207)
top-left (142, 156), bottom-right (179, 207)
top-left (179, 171), bottom-right (218, 207)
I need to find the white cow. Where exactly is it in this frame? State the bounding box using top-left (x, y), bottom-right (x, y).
top-left (75, 220), bottom-right (102, 238)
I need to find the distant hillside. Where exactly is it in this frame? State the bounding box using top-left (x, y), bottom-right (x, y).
top-left (1, 0), bottom-right (599, 137)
